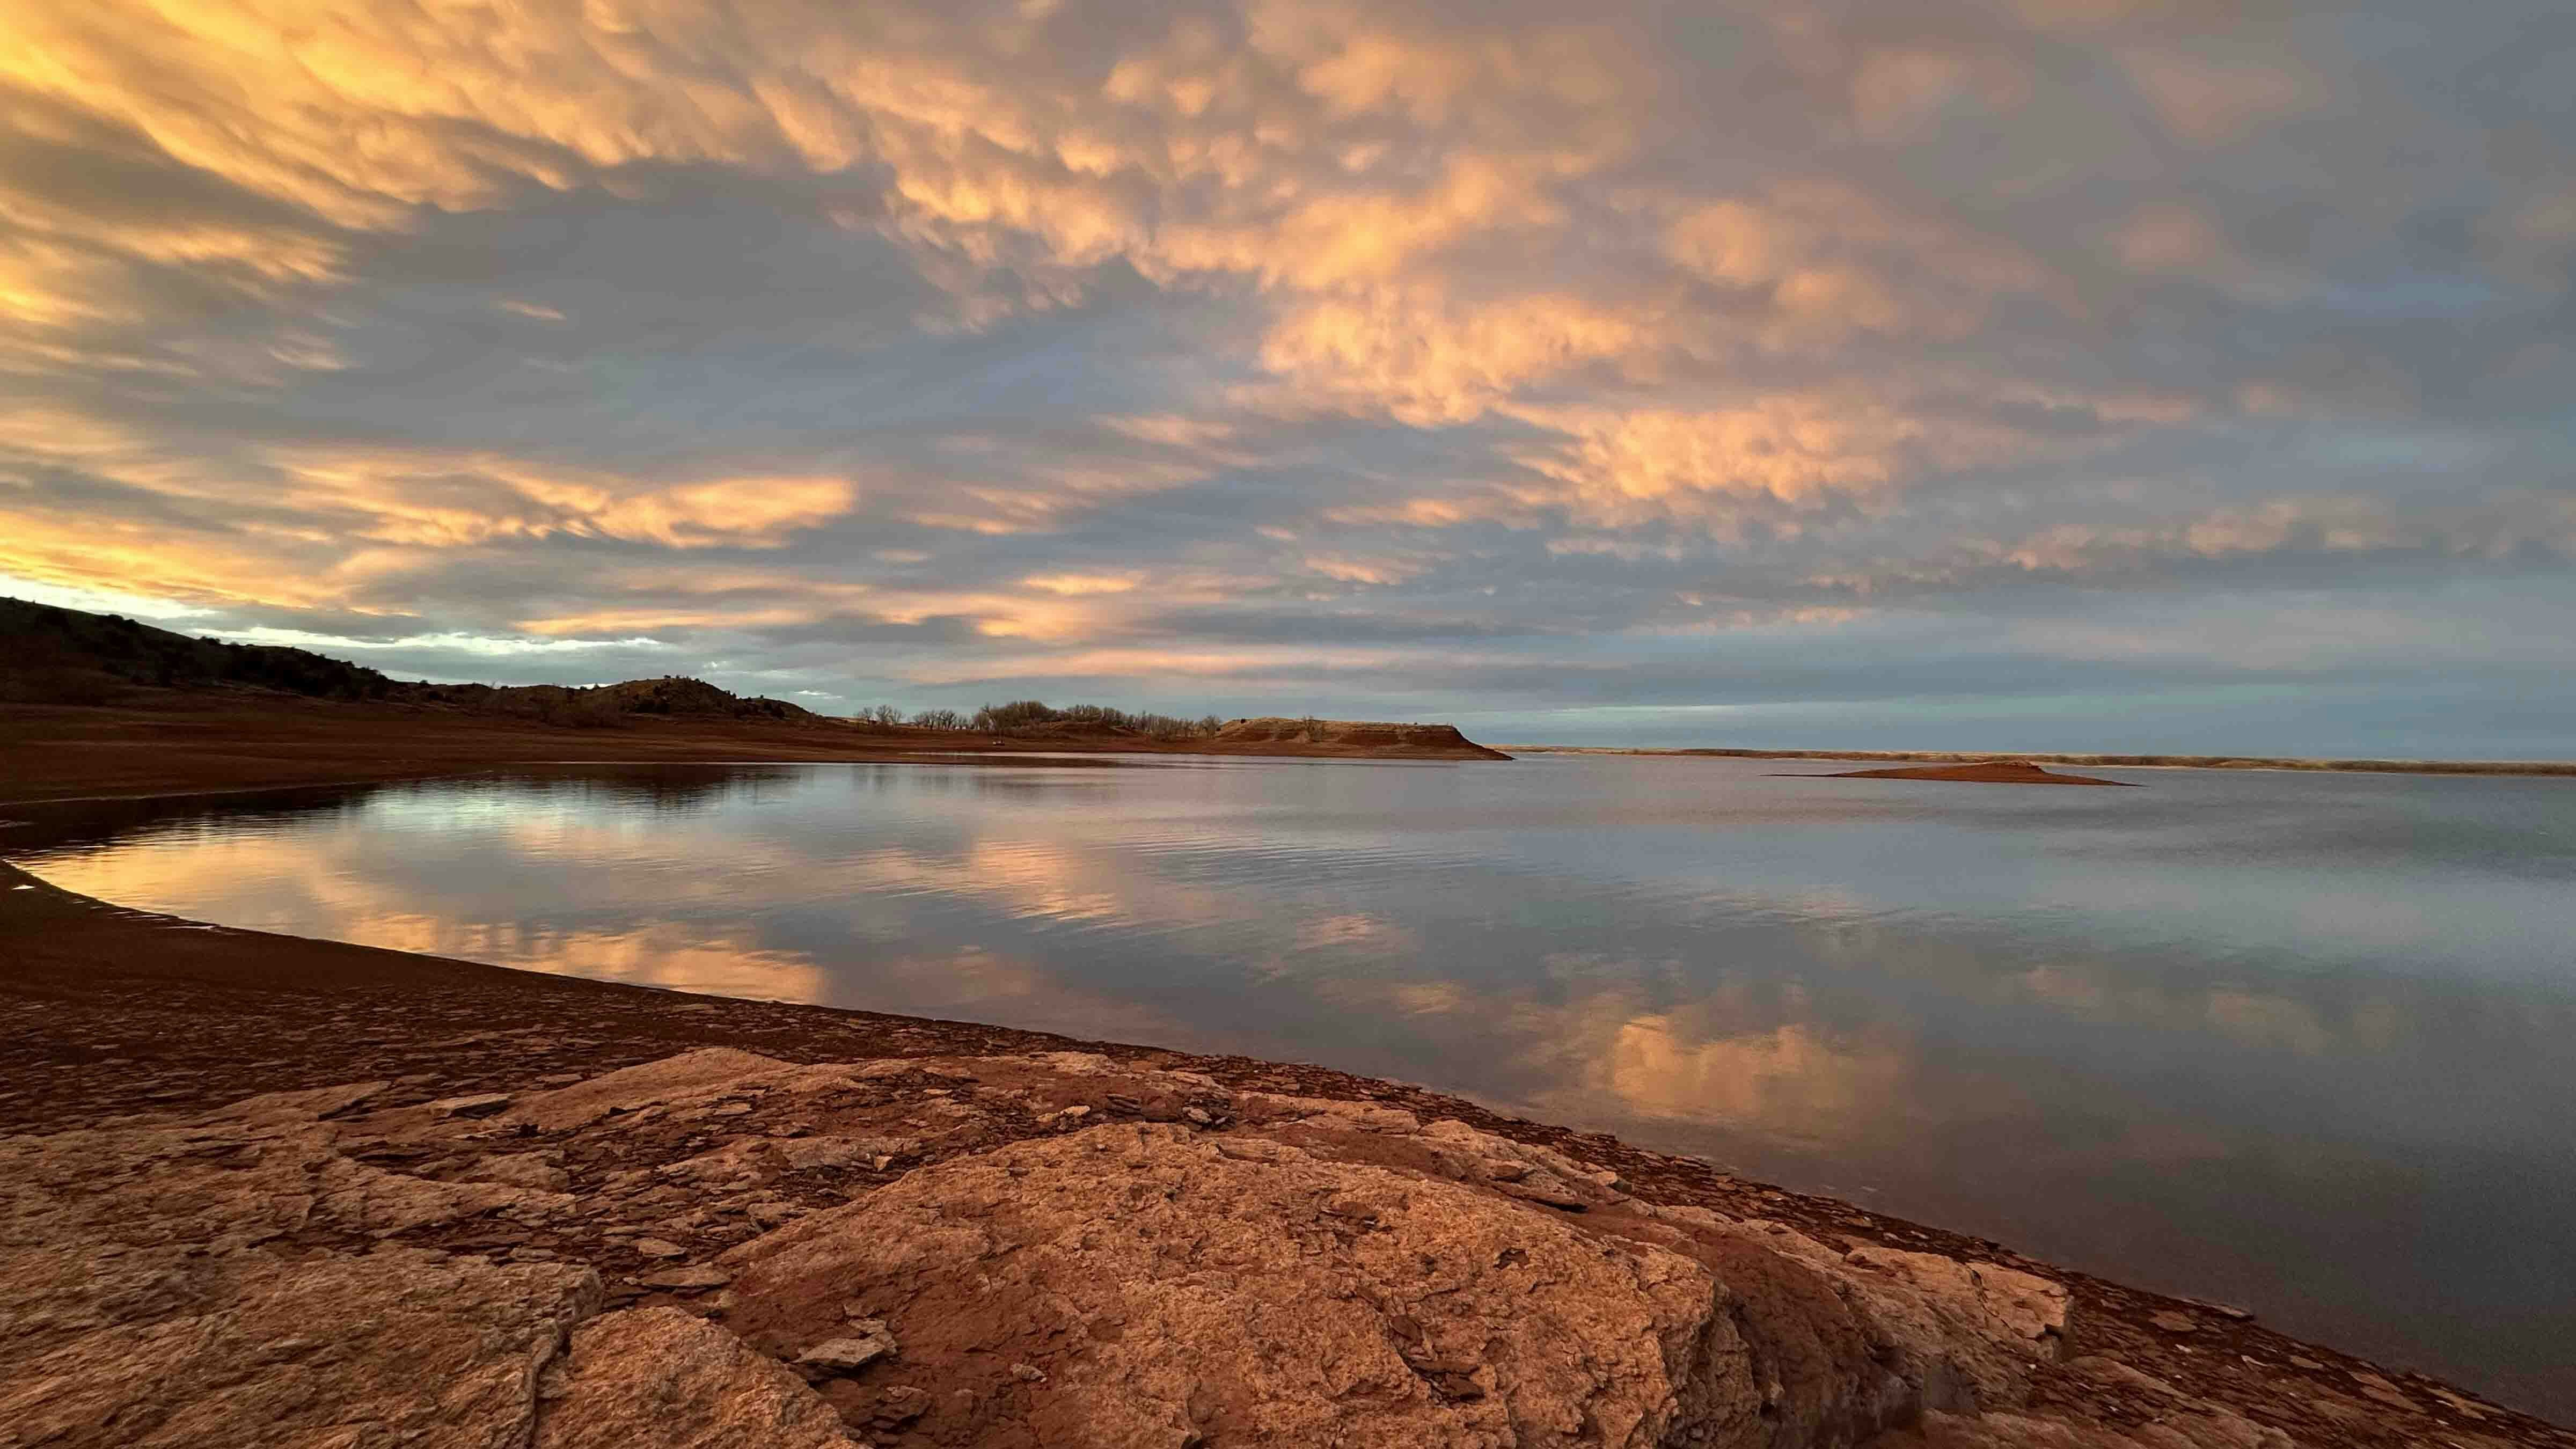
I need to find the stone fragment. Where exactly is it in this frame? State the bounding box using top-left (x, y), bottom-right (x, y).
top-left (774, 1137), bottom-right (897, 1172)
top-left (427, 1092), bottom-right (514, 1119)
top-left (1838, 1245), bottom-right (2070, 1351)
top-left (642, 1265), bottom-right (734, 1291)
top-left (797, 1320), bottom-right (898, 1375)
top-left (865, 1384), bottom-right (930, 1428)
top-left (315, 1156), bottom-right (568, 1238)
top-left (1495, 1174), bottom-right (1587, 1210)
top-left (510, 1049), bottom-right (791, 1131)
top-left (208, 1080), bottom-right (390, 1125)
top-left (2149, 1310), bottom-right (2201, 1335)
top-left (2352, 1371), bottom-right (2416, 1410)
top-left (1211, 1136), bottom-right (1305, 1163)
top-left (632, 1238), bottom-right (689, 1259)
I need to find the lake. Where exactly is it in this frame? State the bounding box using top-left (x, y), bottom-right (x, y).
top-left (8, 753), bottom-right (2573, 1417)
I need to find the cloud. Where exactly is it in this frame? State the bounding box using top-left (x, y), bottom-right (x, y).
top-left (2119, 42), bottom-right (2322, 148)
top-left (1255, 288), bottom-right (1647, 425)
top-left (0, 0), bottom-right (2568, 753)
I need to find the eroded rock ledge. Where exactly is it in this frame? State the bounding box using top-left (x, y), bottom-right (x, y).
top-left (2, 864), bottom-right (2565, 1448)
top-left (0, 1042), bottom-right (2545, 1448)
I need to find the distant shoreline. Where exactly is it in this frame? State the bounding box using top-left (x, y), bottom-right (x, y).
top-left (0, 697), bottom-right (1506, 809)
top-left (1496, 745), bottom-right (2576, 778)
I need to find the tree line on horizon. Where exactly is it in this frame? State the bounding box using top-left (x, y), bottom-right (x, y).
top-left (856, 699), bottom-right (1228, 741)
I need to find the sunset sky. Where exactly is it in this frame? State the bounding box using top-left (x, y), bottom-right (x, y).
top-left (4, 1), bottom-right (2571, 753)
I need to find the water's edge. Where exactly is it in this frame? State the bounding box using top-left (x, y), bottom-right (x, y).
top-left (3, 852), bottom-right (2565, 1441)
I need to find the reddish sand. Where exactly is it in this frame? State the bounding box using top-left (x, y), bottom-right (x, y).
top-left (1787, 760), bottom-right (2137, 787)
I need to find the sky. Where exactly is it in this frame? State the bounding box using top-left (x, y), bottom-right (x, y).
top-left (2, 1), bottom-right (2572, 756)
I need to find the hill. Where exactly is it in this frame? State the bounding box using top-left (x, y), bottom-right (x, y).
top-left (1207, 716), bottom-right (1512, 759)
top-left (0, 597), bottom-right (1514, 797)
top-left (0, 596), bottom-right (400, 704)
top-left (0, 597), bottom-right (812, 723)
top-left (405, 676), bottom-right (817, 724)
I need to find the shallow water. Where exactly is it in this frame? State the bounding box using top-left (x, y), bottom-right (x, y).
top-left (10, 754), bottom-right (2575, 1417)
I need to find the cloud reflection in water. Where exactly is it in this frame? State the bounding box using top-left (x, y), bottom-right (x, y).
top-left (11, 755), bottom-right (2576, 1415)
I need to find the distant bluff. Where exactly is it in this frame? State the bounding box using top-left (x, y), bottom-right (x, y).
top-left (0, 596), bottom-right (811, 723)
top-left (417, 675), bottom-right (817, 724)
top-left (1206, 717), bottom-right (1511, 759)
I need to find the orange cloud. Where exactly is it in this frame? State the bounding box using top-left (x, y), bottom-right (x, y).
top-left (1022, 572), bottom-right (1141, 596)
top-left (1662, 182), bottom-right (2053, 345)
top-left (1257, 288), bottom-right (1646, 425)
top-left (1505, 398), bottom-right (2037, 531)
top-left (260, 450), bottom-right (858, 550)
top-left (0, 515), bottom-right (354, 611)
top-left (0, 401), bottom-right (862, 613)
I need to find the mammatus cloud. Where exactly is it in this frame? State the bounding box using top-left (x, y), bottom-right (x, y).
top-left (1, 0), bottom-right (2570, 750)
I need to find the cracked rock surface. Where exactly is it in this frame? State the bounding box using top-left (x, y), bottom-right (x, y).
top-left (3, 1043), bottom-right (2549, 1448)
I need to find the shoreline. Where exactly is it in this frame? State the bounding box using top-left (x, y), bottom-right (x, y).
top-left (4, 851), bottom-right (2568, 1444)
top-left (1498, 744), bottom-right (2576, 779)
top-left (0, 696), bottom-right (1505, 809)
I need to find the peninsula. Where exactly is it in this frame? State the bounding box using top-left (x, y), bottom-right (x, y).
top-left (0, 597), bottom-right (1507, 803)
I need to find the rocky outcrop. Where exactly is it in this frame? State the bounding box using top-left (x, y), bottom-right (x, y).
top-left (0, 1086), bottom-right (599, 1447)
top-left (726, 1123), bottom-right (1858, 1446)
top-left (1208, 716), bottom-right (1512, 759)
top-left (538, 1306), bottom-right (855, 1449)
top-left (5, 1044), bottom-right (2529, 1448)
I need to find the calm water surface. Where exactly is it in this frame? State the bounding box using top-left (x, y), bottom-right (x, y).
top-left (10, 755), bottom-right (2574, 1417)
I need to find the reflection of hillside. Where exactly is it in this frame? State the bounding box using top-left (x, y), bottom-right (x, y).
top-left (1, 765), bottom-right (810, 859)
top-left (3, 784), bottom-right (390, 859)
top-left (467, 764), bottom-right (810, 812)
top-left (862, 764), bottom-right (1119, 801)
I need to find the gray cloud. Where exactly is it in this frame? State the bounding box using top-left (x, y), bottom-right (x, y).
top-left (2, 0), bottom-right (2571, 754)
